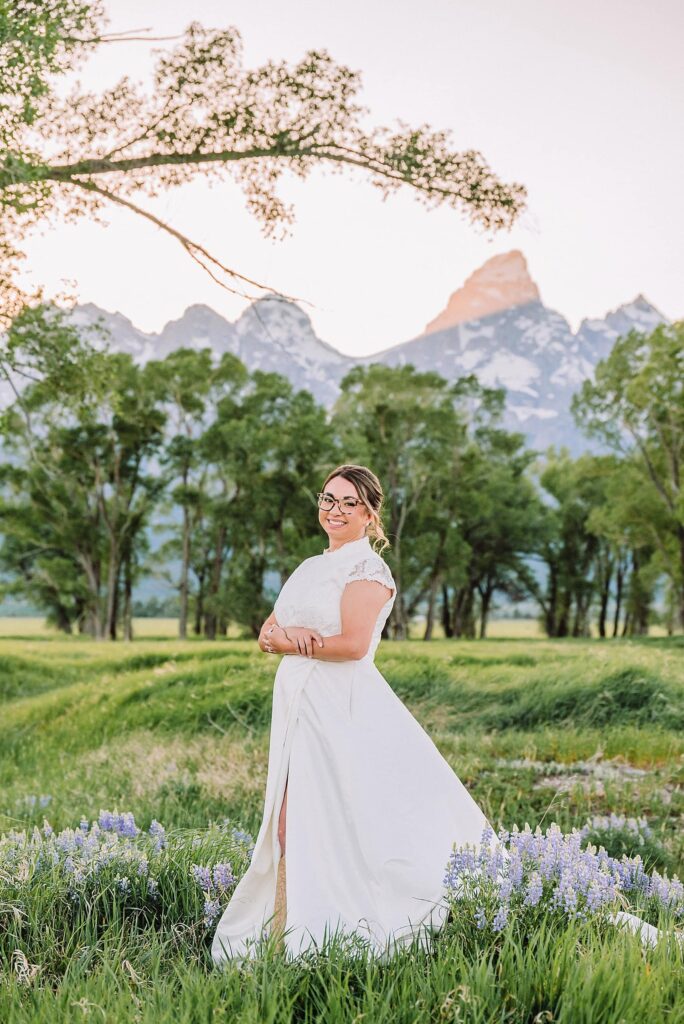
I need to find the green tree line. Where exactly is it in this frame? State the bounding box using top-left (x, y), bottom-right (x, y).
top-left (0, 304), bottom-right (681, 640)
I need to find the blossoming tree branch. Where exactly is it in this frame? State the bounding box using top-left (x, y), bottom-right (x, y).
top-left (0, 0), bottom-right (527, 323)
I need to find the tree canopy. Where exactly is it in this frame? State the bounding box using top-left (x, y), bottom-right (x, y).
top-left (1, 0), bottom-right (527, 321)
top-left (572, 321), bottom-right (684, 628)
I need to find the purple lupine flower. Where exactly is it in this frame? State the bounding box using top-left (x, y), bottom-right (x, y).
top-left (508, 850), bottom-right (524, 888)
top-left (98, 810), bottom-right (116, 831)
top-left (203, 898), bottom-right (221, 926)
top-left (492, 904), bottom-right (509, 931)
top-left (444, 819), bottom-right (684, 933)
top-left (231, 827), bottom-right (254, 845)
top-left (191, 864), bottom-right (212, 890)
top-left (116, 813), bottom-right (139, 838)
top-left (212, 862), bottom-right (236, 890)
top-left (524, 872), bottom-right (543, 907)
top-left (585, 879), bottom-right (606, 912)
top-left (97, 810), bottom-right (139, 837)
top-left (148, 820), bottom-right (166, 851)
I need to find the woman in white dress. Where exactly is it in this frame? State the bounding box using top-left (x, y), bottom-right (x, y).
top-left (210, 463), bottom-right (674, 963)
top-left (211, 463), bottom-right (499, 966)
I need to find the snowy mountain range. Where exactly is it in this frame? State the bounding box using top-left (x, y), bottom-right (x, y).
top-left (68, 250), bottom-right (669, 454)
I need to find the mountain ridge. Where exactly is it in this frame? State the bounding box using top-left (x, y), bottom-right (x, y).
top-left (67, 251), bottom-right (670, 454)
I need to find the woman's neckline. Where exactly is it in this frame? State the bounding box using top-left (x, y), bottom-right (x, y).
top-left (322, 534), bottom-right (371, 556)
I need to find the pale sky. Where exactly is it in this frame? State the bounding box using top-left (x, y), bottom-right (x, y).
top-left (19, 0), bottom-right (684, 356)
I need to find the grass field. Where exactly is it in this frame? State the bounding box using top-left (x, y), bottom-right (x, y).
top-left (1, 623), bottom-right (682, 1022)
top-left (2, 615), bottom-right (670, 640)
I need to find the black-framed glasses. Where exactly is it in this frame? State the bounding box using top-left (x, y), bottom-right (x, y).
top-left (317, 492), bottom-right (365, 514)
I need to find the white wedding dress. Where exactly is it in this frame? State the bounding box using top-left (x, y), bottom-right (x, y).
top-left (211, 535), bottom-right (498, 965)
top-left (210, 535), bottom-right (679, 963)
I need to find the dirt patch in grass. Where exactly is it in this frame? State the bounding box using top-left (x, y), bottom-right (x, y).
top-left (79, 729), bottom-right (269, 803)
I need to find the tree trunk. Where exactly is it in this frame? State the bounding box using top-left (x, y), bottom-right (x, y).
top-left (194, 569), bottom-right (205, 636)
top-left (453, 584), bottom-right (476, 638)
top-left (479, 579), bottom-right (494, 639)
top-left (441, 583), bottom-right (453, 638)
top-left (597, 554), bottom-right (613, 638)
top-left (109, 555), bottom-right (122, 641)
top-left (678, 524), bottom-right (684, 630)
top-left (179, 502), bottom-right (191, 640)
top-left (205, 523), bottom-right (226, 640)
top-left (123, 551), bottom-right (133, 642)
top-left (628, 548), bottom-right (650, 636)
top-left (80, 555), bottom-right (103, 638)
top-left (105, 534), bottom-right (120, 640)
top-left (613, 560), bottom-right (624, 637)
top-left (545, 562), bottom-right (558, 637)
top-left (423, 573), bottom-right (440, 640)
top-left (556, 586), bottom-right (571, 638)
top-left (54, 605), bottom-right (72, 634)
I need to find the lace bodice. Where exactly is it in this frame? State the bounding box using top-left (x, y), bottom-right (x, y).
top-left (273, 535), bottom-right (396, 660)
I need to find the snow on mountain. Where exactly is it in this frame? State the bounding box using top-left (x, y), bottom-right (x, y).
top-left (71, 303), bottom-right (159, 361)
top-left (71, 296), bottom-right (355, 407)
top-left (61, 253), bottom-right (671, 455)
top-left (576, 294), bottom-right (666, 365)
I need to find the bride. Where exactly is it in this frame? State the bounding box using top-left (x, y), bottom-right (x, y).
top-left (211, 463), bottom-right (499, 966)
top-left (210, 462), bottom-right (668, 965)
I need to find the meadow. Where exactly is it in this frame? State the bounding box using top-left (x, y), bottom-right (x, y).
top-left (1, 620), bottom-right (682, 1022)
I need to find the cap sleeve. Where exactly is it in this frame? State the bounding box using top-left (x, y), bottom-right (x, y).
top-left (344, 555), bottom-right (395, 594)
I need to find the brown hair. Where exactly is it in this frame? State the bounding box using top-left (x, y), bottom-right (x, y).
top-left (321, 464), bottom-right (390, 555)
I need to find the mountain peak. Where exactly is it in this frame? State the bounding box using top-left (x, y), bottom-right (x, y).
top-left (423, 250), bottom-right (541, 335)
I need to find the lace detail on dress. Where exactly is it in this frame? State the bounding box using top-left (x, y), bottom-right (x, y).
top-left (346, 557), bottom-right (395, 593)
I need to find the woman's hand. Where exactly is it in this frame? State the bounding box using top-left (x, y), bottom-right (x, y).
top-left (285, 626), bottom-right (325, 658)
top-left (259, 623), bottom-right (297, 655)
top-left (259, 623), bottom-right (281, 654)
top-left (266, 625), bottom-right (325, 657)
top-left (258, 620), bottom-right (324, 657)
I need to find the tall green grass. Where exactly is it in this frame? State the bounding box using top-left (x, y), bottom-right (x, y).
top-left (1, 630), bottom-right (682, 1021)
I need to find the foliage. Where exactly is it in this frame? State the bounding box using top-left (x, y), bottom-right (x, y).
top-left (1, 1), bottom-right (526, 317)
top-left (572, 321), bottom-right (684, 629)
top-left (0, 310), bottom-right (681, 640)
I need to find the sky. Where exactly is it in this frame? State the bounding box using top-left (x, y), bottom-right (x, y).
top-left (19, 0), bottom-right (684, 357)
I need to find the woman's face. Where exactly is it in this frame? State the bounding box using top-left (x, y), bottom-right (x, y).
top-left (318, 475), bottom-right (372, 546)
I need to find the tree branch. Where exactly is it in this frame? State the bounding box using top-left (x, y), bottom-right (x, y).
top-left (38, 141), bottom-right (521, 228)
top-left (626, 422), bottom-right (675, 514)
top-left (68, 178), bottom-right (305, 303)
top-left (40, 147), bottom-right (281, 181)
top-left (63, 29), bottom-right (185, 45)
